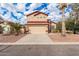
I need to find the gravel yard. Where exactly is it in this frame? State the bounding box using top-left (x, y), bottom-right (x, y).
top-left (0, 34), bottom-right (26, 43)
top-left (48, 33), bottom-right (79, 42)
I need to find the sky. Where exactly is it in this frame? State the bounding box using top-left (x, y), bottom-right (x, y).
top-left (0, 3), bottom-right (72, 25)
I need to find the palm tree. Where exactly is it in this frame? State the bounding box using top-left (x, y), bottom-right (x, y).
top-left (58, 3), bottom-right (67, 36)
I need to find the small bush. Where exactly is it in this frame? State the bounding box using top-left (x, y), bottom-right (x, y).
top-left (0, 26), bottom-right (3, 34)
top-left (11, 23), bottom-right (22, 35)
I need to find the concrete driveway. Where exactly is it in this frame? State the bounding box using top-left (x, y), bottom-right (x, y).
top-left (15, 33), bottom-right (53, 44)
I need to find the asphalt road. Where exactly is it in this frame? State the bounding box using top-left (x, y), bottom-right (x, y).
top-left (0, 45), bottom-right (79, 56)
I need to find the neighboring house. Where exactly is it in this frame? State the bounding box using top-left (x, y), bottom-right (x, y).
top-left (26, 11), bottom-right (56, 33)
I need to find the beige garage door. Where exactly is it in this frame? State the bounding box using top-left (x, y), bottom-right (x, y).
top-left (29, 25), bottom-right (47, 34)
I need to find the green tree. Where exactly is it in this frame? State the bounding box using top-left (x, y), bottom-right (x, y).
top-left (70, 3), bottom-right (79, 34)
top-left (65, 18), bottom-right (79, 34)
top-left (56, 21), bottom-right (62, 32)
top-left (65, 19), bottom-right (74, 31)
top-left (11, 23), bottom-right (22, 35)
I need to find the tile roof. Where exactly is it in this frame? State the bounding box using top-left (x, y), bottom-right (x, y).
top-left (27, 11), bottom-right (48, 16)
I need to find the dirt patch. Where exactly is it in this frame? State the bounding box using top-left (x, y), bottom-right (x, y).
top-left (48, 33), bottom-right (79, 42)
top-left (0, 34), bottom-right (26, 43)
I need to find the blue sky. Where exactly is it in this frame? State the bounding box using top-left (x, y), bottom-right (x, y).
top-left (0, 3), bottom-right (72, 24)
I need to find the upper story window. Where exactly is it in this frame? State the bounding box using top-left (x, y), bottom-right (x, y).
top-left (36, 16), bottom-right (46, 19)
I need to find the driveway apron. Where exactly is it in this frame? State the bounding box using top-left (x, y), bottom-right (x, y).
top-left (15, 33), bottom-right (53, 44)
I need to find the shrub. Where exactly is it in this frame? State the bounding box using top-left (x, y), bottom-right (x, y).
top-left (0, 26), bottom-right (3, 34)
top-left (11, 23), bottom-right (22, 35)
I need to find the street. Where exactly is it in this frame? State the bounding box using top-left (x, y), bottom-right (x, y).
top-left (0, 45), bottom-right (79, 56)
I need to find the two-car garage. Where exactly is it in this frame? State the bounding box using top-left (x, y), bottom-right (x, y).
top-left (28, 25), bottom-right (48, 34)
top-left (26, 11), bottom-right (52, 34)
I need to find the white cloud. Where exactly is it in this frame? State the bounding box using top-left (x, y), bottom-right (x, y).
top-left (16, 3), bottom-right (26, 12)
top-left (0, 3), bottom-right (71, 23)
top-left (24, 3), bottom-right (42, 15)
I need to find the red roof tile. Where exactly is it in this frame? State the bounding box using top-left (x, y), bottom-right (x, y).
top-left (27, 11), bottom-right (48, 16)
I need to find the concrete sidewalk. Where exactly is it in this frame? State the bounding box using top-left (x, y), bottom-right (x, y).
top-left (14, 33), bottom-right (53, 44)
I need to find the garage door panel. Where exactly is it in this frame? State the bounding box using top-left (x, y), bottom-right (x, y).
top-left (29, 25), bottom-right (47, 34)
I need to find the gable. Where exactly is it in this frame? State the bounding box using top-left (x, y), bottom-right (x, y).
top-left (27, 14), bottom-right (48, 21)
top-left (27, 11), bottom-right (48, 22)
top-left (27, 11), bottom-right (48, 17)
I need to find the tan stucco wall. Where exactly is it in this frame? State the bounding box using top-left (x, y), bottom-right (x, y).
top-left (26, 13), bottom-right (49, 33)
top-left (28, 25), bottom-right (48, 33)
top-left (27, 14), bottom-right (48, 21)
